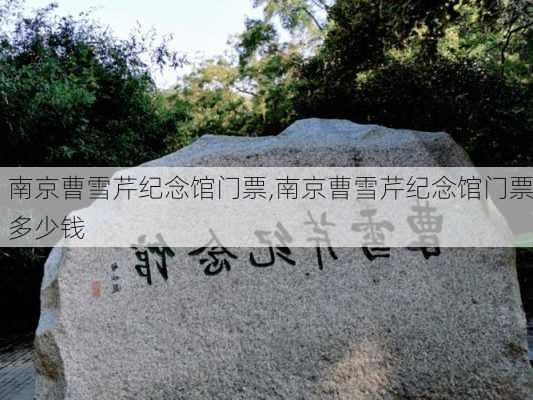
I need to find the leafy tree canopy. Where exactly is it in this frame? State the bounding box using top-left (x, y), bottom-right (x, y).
top-left (0, 0), bottom-right (184, 166)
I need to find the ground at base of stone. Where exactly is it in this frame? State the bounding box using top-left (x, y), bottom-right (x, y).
top-left (0, 333), bottom-right (34, 400)
top-left (0, 324), bottom-right (533, 400)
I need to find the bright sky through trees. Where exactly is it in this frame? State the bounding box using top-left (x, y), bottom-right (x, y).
top-left (25, 0), bottom-right (263, 87)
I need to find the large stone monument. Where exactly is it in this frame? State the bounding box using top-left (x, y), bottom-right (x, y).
top-left (34, 119), bottom-right (533, 399)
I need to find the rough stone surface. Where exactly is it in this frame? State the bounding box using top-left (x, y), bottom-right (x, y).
top-left (34, 119), bottom-right (533, 399)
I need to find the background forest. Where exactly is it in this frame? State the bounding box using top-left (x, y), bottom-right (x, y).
top-left (0, 0), bottom-right (532, 331)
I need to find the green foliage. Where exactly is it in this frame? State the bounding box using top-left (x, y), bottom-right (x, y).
top-left (253, 0), bottom-right (332, 36)
top-left (163, 0), bottom-right (532, 166)
top-left (293, 0), bottom-right (533, 166)
top-left (165, 59), bottom-right (261, 144)
top-left (297, 57), bottom-right (532, 166)
top-left (0, 2), bottom-right (183, 166)
top-left (165, 19), bottom-right (302, 139)
top-left (237, 19), bottom-right (280, 67)
top-left (441, 0), bottom-right (533, 83)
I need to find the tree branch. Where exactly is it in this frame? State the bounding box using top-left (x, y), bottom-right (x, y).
top-left (234, 86), bottom-right (257, 97)
top-left (300, 5), bottom-right (324, 31)
top-left (309, 0), bottom-right (330, 11)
